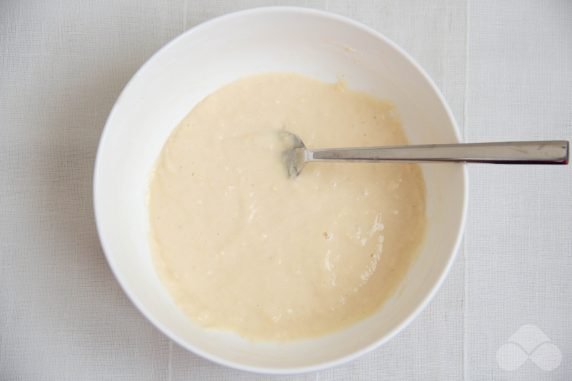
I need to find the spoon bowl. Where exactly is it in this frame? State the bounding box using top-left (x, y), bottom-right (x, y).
top-left (95, 6), bottom-right (484, 373)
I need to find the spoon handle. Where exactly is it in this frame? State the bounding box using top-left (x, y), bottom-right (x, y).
top-left (309, 140), bottom-right (569, 165)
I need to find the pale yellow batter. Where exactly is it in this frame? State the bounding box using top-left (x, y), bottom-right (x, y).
top-left (149, 73), bottom-right (426, 340)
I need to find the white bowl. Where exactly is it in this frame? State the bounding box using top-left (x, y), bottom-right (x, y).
top-left (94, 7), bottom-right (467, 374)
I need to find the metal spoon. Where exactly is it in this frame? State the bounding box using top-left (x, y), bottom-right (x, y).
top-left (281, 131), bottom-right (569, 178)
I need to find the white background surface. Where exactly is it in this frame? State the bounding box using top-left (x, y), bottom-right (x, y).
top-left (1, 0), bottom-right (570, 380)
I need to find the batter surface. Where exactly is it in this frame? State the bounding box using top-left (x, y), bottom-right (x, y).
top-left (149, 73), bottom-right (426, 340)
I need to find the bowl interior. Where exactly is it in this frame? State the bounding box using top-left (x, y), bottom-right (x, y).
top-left (94, 8), bottom-right (466, 373)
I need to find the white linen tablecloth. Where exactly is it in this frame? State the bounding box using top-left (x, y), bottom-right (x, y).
top-left (1, 1), bottom-right (570, 379)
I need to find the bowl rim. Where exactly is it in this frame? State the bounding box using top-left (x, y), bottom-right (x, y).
top-left (93, 6), bottom-right (469, 375)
